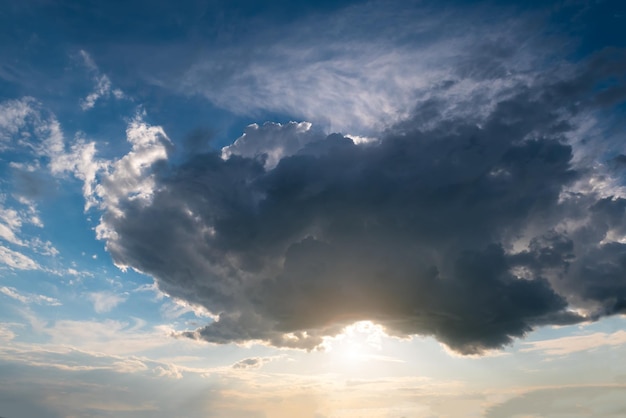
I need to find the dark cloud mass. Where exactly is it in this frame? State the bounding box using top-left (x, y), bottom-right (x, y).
top-left (100, 47), bottom-right (626, 355)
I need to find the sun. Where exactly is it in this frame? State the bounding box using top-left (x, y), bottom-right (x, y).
top-left (334, 339), bottom-right (366, 365)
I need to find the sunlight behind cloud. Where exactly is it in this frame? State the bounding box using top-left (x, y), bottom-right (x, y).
top-left (322, 321), bottom-right (402, 369)
top-left (2, 0), bottom-right (626, 417)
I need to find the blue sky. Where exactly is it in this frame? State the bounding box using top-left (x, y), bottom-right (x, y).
top-left (2, 0), bottom-right (626, 417)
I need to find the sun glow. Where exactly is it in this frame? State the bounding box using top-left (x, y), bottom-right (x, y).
top-left (325, 321), bottom-right (388, 367)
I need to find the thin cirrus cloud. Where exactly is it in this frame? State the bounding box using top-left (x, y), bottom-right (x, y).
top-left (78, 50), bottom-right (125, 111)
top-left (0, 97), bottom-right (72, 271)
top-left (179, 1), bottom-right (548, 134)
top-left (521, 330), bottom-right (626, 356)
top-left (87, 291), bottom-right (128, 314)
top-left (0, 286), bottom-right (61, 306)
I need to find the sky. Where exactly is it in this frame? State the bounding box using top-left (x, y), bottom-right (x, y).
top-left (1, 0), bottom-right (626, 417)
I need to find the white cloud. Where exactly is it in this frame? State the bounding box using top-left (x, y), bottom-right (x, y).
top-left (19, 103), bottom-right (171, 220)
top-left (0, 198), bottom-right (57, 266)
top-left (39, 112), bottom-right (65, 157)
top-left (33, 318), bottom-right (207, 363)
top-left (153, 363), bottom-right (183, 379)
top-left (134, 281), bottom-right (216, 320)
top-left (17, 197), bottom-right (44, 227)
top-left (94, 112), bottom-right (170, 240)
top-left (0, 245), bottom-right (39, 270)
top-left (79, 49), bottom-right (98, 72)
top-left (0, 220), bottom-right (24, 246)
top-left (222, 121), bottom-right (322, 170)
top-left (50, 135), bottom-right (105, 210)
top-left (80, 74), bottom-right (113, 110)
top-left (29, 237), bottom-right (59, 257)
top-left (134, 281), bottom-right (166, 299)
top-left (0, 96), bottom-right (71, 180)
top-left (0, 200), bottom-right (54, 252)
top-left (78, 50), bottom-right (125, 110)
top-left (0, 342), bottom-right (181, 380)
top-left (180, 3), bottom-right (542, 134)
top-left (0, 97), bottom-right (36, 150)
top-left (160, 298), bottom-right (216, 320)
top-left (3, 286), bottom-right (37, 303)
top-left (0, 286), bottom-right (60, 306)
top-left (88, 291), bottom-right (128, 313)
top-left (0, 323), bottom-right (17, 341)
top-left (99, 113), bottom-right (170, 208)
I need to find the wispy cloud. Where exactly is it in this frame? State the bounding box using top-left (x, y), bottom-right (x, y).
top-left (521, 330), bottom-right (626, 356)
top-left (0, 97), bottom-right (35, 150)
top-left (80, 73), bottom-right (113, 110)
top-left (232, 356), bottom-right (278, 370)
top-left (87, 291), bottom-right (127, 313)
top-left (180, 2), bottom-right (546, 134)
top-left (0, 245), bottom-right (39, 270)
top-left (0, 200), bottom-right (57, 257)
top-left (40, 318), bottom-right (179, 357)
top-left (0, 286), bottom-right (61, 306)
top-left (78, 50), bottom-right (125, 111)
top-left (0, 204), bottom-right (26, 246)
top-left (0, 323), bottom-right (17, 341)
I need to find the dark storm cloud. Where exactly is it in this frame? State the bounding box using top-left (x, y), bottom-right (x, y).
top-left (99, 45), bottom-right (626, 354)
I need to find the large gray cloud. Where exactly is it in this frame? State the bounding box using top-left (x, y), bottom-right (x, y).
top-left (96, 45), bottom-right (626, 354)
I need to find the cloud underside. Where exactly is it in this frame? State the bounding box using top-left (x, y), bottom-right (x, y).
top-left (97, 47), bottom-right (626, 355)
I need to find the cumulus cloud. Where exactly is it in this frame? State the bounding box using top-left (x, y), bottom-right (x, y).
top-left (26, 106), bottom-right (170, 215)
top-left (94, 112), bottom-right (170, 213)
